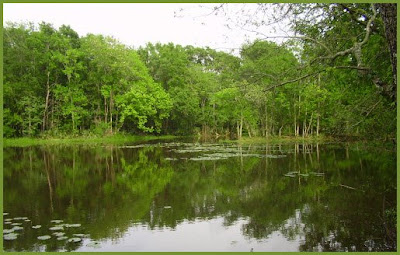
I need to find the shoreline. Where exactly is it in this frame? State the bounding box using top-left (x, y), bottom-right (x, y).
top-left (3, 134), bottom-right (177, 147)
top-left (4, 134), bottom-right (392, 148)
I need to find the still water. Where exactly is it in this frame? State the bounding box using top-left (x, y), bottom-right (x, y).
top-left (3, 140), bottom-right (396, 252)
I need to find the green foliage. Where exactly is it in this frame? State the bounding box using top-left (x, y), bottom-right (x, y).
top-left (117, 79), bottom-right (172, 133)
top-left (3, 18), bottom-right (395, 140)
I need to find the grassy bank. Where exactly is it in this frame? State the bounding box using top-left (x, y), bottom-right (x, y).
top-left (3, 134), bottom-right (177, 147)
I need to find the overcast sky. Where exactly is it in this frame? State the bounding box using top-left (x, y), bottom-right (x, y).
top-left (3, 3), bottom-right (279, 54)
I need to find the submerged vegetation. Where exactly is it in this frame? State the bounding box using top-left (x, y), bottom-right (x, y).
top-left (3, 3), bottom-right (396, 141)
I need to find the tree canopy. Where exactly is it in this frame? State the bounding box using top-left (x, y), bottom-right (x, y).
top-left (3, 5), bottom-right (396, 140)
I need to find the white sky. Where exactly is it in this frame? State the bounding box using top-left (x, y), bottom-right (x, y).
top-left (3, 3), bottom-right (280, 54)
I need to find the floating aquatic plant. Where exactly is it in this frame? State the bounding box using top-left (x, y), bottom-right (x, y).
top-left (310, 172), bottom-right (325, 176)
top-left (4, 218), bottom-right (12, 222)
top-left (68, 237), bottom-right (82, 243)
top-left (65, 223), bottom-right (81, 228)
top-left (37, 235), bottom-right (51, 240)
top-left (13, 217), bottom-right (25, 220)
top-left (4, 222), bottom-right (12, 225)
top-left (73, 234), bottom-right (86, 237)
top-left (3, 213), bottom-right (9, 216)
top-left (284, 171), bottom-right (299, 177)
top-left (52, 232), bottom-right (65, 237)
top-left (57, 236), bottom-right (68, 241)
top-left (11, 222), bottom-right (22, 226)
top-left (3, 229), bottom-right (15, 234)
top-left (12, 226), bottom-right (23, 231)
top-left (49, 226), bottom-right (64, 231)
top-left (284, 171), bottom-right (324, 178)
top-left (265, 154), bottom-right (287, 158)
top-left (118, 144), bottom-right (153, 149)
top-left (51, 220), bottom-right (63, 224)
top-left (165, 158), bottom-right (178, 161)
top-left (4, 233), bottom-right (18, 240)
top-left (32, 225), bottom-right (42, 229)
top-left (86, 241), bottom-right (101, 248)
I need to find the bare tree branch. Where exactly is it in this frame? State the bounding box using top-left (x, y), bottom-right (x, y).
top-left (350, 97), bottom-right (382, 128)
top-left (334, 66), bottom-right (371, 71)
top-left (264, 71), bottom-right (323, 91)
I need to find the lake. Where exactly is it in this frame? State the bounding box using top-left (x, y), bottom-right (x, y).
top-left (3, 139), bottom-right (397, 252)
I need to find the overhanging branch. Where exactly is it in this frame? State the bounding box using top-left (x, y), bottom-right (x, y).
top-left (264, 71), bottom-right (323, 91)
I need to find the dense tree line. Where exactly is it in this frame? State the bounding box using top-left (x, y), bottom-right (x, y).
top-left (3, 4), bottom-right (396, 139)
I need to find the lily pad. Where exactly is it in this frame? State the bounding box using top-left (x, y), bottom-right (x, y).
top-left (49, 226), bottom-right (64, 231)
top-left (12, 226), bottom-right (23, 231)
top-left (86, 241), bottom-right (101, 248)
top-left (4, 222), bottom-right (12, 225)
top-left (265, 154), bottom-right (287, 158)
top-left (4, 218), bottom-right (12, 222)
top-left (57, 236), bottom-right (68, 241)
top-left (73, 233), bottom-right (86, 237)
top-left (21, 217), bottom-right (28, 220)
top-left (24, 219), bottom-right (31, 222)
top-left (310, 172), bottom-right (325, 176)
top-left (32, 225), bottom-right (42, 229)
top-left (52, 232), bottom-right (65, 237)
top-left (3, 229), bottom-right (15, 234)
top-left (51, 220), bottom-right (63, 224)
top-left (3, 213), bottom-right (9, 216)
top-left (13, 217), bottom-right (24, 220)
top-left (38, 235), bottom-right (52, 240)
top-left (4, 233), bottom-right (18, 240)
top-left (164, 206), bottom-right (172, 209)
top-left (11, 222), bottom-right (22, 226)
top-left (165, 158), bottom-right (178, 161)
top-left (68, 237), bottom-right (82, 243)
top-left (65, 223), bottom-right (81, 228)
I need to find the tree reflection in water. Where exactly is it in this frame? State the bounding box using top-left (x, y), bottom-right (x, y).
top-left (3, 141), bottom-right (396, 251)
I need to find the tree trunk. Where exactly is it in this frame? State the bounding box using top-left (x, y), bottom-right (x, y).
top-left (237, 121), bottom-right (240, 138)
top-left (307, 112), bottom-right (314, 136)
top-left (104, 97), bottom-right (108, 125)
top-left (297, 94), bottom-right (301, 136)
top-left (237, 113), bottom-right (243, 139)
top-left (245, 121), bottom-right (252, 138)
top-left (110, 88), bottom-right (113, 134)
top-left (239, 113), bottom-right (243, 139)
top-left (28, 112), bottom-right (31, 136)
top-left (376, 3), bottom-right (397, 102)
top-left (265, 104), bottom-right (269, 137)
top-left (42, 71), bottom-right (51, 132)
top-left (317, 73), bottom-right (320, 136)
top-left (201, 98), bottom-right (206, 136)
top-left (71, 93), bottom-right (75, 132)
top-left (294, 104), bottom-right (297, 137)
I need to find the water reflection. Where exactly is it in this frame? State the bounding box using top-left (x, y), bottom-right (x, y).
top-left (3, 141), bottom-right (396, 251)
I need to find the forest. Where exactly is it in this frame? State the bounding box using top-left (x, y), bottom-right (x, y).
top-left (3, 3), bottom-right (397, 140)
